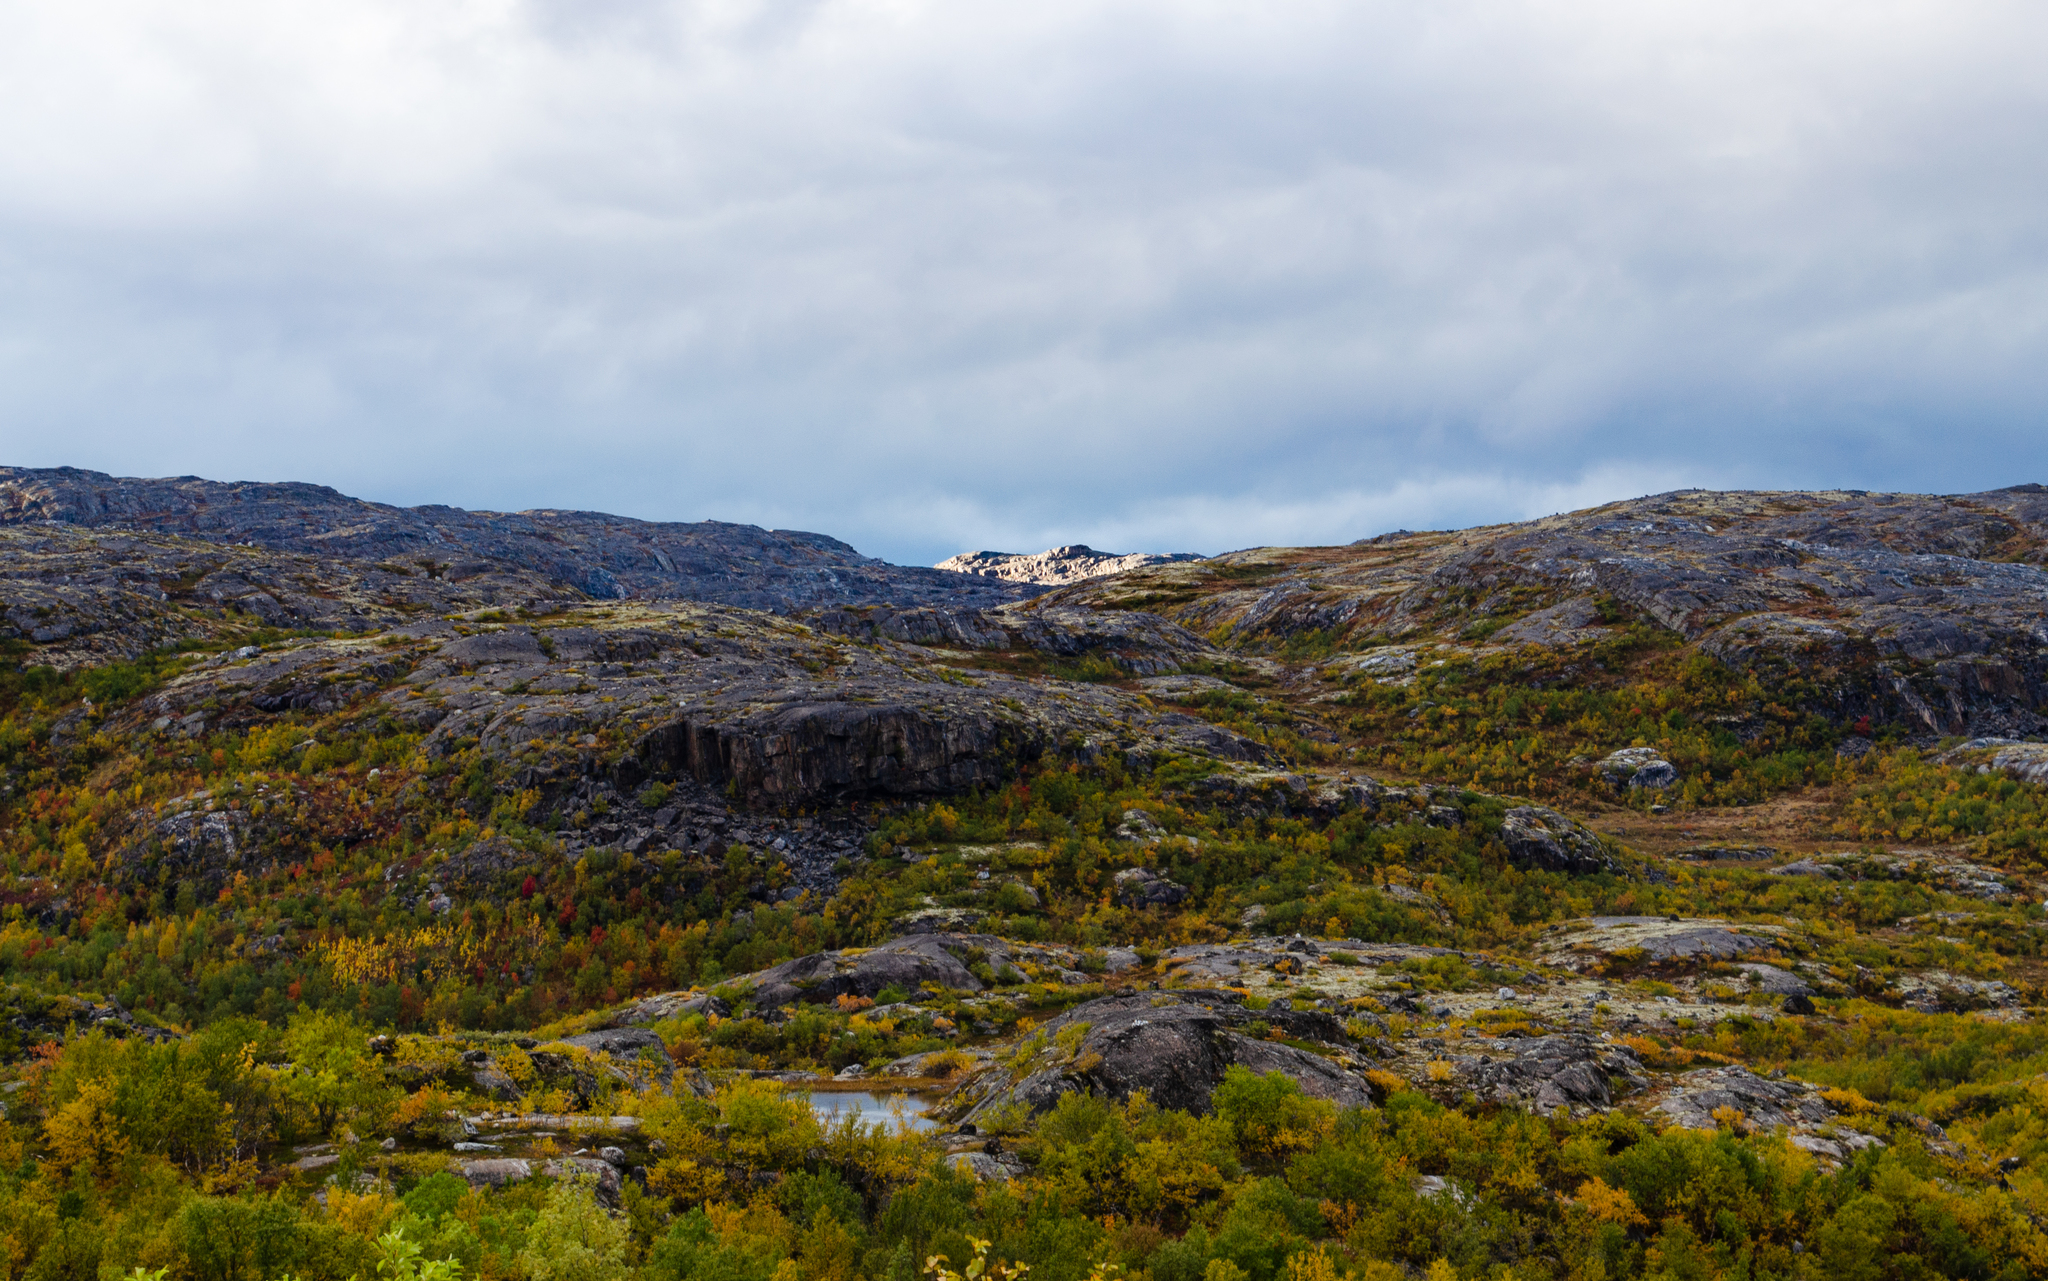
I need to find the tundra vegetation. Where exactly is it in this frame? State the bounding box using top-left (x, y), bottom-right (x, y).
top-left (0, 480), bottom-right (2046, 1280)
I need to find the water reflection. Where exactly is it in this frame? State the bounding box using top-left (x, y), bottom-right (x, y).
top-left (808, 1090), bottom-right (938, 1133)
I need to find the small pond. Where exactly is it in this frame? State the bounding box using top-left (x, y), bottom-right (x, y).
top-left (806, 1090), bottom-right (940, 1133)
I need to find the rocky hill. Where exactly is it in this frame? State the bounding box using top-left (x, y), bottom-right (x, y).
top-left (1, 473), bottom-right (2047, 1278)
top-left (1047, 485), bottom-right (2048, 740)
top-left (935, 544), bottom-right (1203, 585)
top-left (0, 466), bottom-right (1037, 612)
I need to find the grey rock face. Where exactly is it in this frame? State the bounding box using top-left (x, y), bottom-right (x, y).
top-left (1892, 970), bottom-right (2024, 1015)
top-left (1500, 807), bottom-right (1617, 875)
top-left (807, 602), bottom-right (1226, 678)
top-left (611, 991), bottom-right (729, 1025)
top-left (1939, 738), bottom-right (2048, 785)
top-left (1735, 963), bottom-right (1813, 997)
top-left (456, 1158), bottom-right (535, 1190)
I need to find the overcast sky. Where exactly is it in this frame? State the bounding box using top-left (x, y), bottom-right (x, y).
top-left (2, 1), bottom-right (2046, 564)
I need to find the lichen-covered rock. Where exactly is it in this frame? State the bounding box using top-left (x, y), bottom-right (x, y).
top-left (749, 936), bottom-right (984, 1009)
top-left (1540, 917), bottom-right (1779, 971)
top-left (1653, 1066), bottom-right (1845, 1135)
top-left (1892, 970), bottom-right (2025, 1016)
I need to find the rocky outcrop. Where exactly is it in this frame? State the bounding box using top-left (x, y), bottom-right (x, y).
top-left (1891, 970), bottom-right (2025, 1016)
top-left (806, 602), bottom-right (1227, 677)
top-left (1766, 852), bottom-right (2019, 901)
top-left (936, 546), bottom-right (1203, 587)
top-left (557, 1027), bottom-right (676, 1089)
top-left (940, 990), bottom-right (1373, 1126)
top-left (0, 524), bottom-right (566, 669)
top-left (457, 1156), bottom-right (625, 1206)
top-left (109, 600), bottom-right (1268, 815)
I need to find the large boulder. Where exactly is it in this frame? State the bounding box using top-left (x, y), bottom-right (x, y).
top-left (944, 990), bottom-right (1371, 1127)
top-left (609, 990), bottom-right (729, 1025)
top-left (1540, 916), bottom-right (1780, 971)
top-left (558, 1027), bottom-right (676, 1088)
top-left (1435, 1035), bottom-right (1647, 1114)
top-left (1500, 807), bottom-right (1618, 875)
top-left (748, 936), bottom-right (984, 1008)
top-left (1112, 867), bottom-right (1190, 909)
top-left (1598, 748), bottom-right (1679, 791)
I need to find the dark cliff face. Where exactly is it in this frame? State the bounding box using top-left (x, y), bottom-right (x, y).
top-left (0, 466), bottom-right (1037, 612)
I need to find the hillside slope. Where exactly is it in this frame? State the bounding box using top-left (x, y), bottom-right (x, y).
top-left (0, 466), bottom-right (1038, 612)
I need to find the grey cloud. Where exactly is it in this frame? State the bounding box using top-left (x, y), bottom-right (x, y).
top-left (1, 1), bottom-right (2046, 567)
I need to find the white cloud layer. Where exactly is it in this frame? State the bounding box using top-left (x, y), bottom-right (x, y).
top-left (2, 0), bottom-right (2045, 563)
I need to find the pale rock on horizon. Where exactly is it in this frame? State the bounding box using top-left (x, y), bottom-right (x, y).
top-left (935, 545), bottom-right (1204, 587)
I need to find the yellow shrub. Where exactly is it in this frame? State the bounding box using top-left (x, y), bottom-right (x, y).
top-left (326, 1186), bottom-right (398, 1238)
top-left (1574, 1177), bottom-right (1648, 1227)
